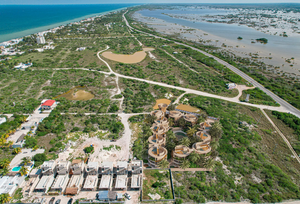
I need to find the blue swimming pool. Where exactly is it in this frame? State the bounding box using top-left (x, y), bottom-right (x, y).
top-left (12, 166), bottom-right (21, 172)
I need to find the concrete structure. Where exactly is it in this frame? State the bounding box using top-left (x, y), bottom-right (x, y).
top-left (0, 175), bottom-right (25, 196)
top-left (116, 161), bottom-right (128, 175)
top-left (36, 36), bottom-right (46, 44)
top-left (184, 114), bottom-right (198, 125)
top-left (41, 161), bottom-right (56, 175)
top-left (65, 174), bottom-right (84, 195)
top-left (41, 100), bottom-right (56, 110)
top-left (70, 159), bottom-right (84, 175)
top-left (56, 161), bottom-right (70, 175)
top-left (151, 124), bottom-right (169, 137)
top-left (86, 161), bottom-right (98, 175)
top-left (158, 103), bottom-right (168, 113)
top-left (173, 145), bottom-right (192, 167)
top-left (50, 175), bottom-right (69, 193)
top-left (14, 62), bottom-right (33, 69)
top-left (82, 175), bottom-right (98, 191)
top-left (151, 110), bottom-right (164, 120)
top-left (115, 175), bottom-right (127, 190)
top-left (131, 174), bottom-right (142, 190)
top-left (29, 169), bottom-right (41, 178)
top-left (100, 161), bottom-right (113, 175)
top-left (193, 142), bottom-right (212, 154)
top-left (131, 160), bottom-right (143, 174)
top-left (99, 175), bottom-right (112, 190)
top-left (226, 83), bottom-right (237, 90)
top-left (35, 175), bottom-right (55, 193)
top-left (148, 146), bottom-right (168, 168)
top-left (148, 134), bottom-right (166, 148)
top-left (168, 110), bottom-right (183, 121)
top-left (76, 47), bottom-right (86, 51)
top-left (12, 133), bottom-right (26, 148)
top-left (153, 117), bottom-right (169, 129)
top-left (196, 131), bottom-right (211, 144)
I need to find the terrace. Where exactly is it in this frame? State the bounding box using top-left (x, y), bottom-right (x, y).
top-left (50, 174), bottom-right (69, 193)
top-left (99, 175), bottom-right (112, 190)
top-left (148, 134), bottom-right (166, 148)
top-left (184, 114), bottom-right (198, 125)
top-left (193, 142), bottom-right (212, 154)
top-left (82, 175), bottom-right (98, 191)
top-left (65, 174), bottom-right (83, 195)
top-left (158, 103), bottom-right (168, 113)
top-left (168, 110), bottom-right (183, 121)
top-left (196, 131), bottom-right (211, 144)
top-left (151, 110), bottom-right (164, 120)
top-left (148, 146), bottom-right (168, 167)
top-left (151, 124), bottom-right (169, 136)
top-left (154, 117), bottom-right (169, 128)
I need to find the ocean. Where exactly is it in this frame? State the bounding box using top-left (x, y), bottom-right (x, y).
top-left (0, 4), bottom-right (137, 43)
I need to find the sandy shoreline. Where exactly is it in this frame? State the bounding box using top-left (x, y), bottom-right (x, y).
top-left (134, 12), bottom-right (300, 77)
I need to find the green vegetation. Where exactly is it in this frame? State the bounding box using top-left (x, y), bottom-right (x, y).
top-left (172, 94), bottom-right (300, 203)
top-left (239, 87), bottom-right (279, 106)
top-left (142, 170), bottom-right (173, 200)
top-left (32, 153), bottom-right (47, 167)
top-left (237, 36), bottom-right (243, 40)
top-left (84, 146), bottom-right (94, 153)
top-left (256, 38), bottom-right (268, 43)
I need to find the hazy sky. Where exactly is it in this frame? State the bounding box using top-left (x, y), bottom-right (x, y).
top-left (1, 0), bottom-right (300, 5)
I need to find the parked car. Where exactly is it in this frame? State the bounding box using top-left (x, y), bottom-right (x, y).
top-left (67, 198), bottom-right (73, 204)
top-left (124, 193), bottom-right (131, 200)
top-left (49, 197), bottom-right (55, 204)
top-left (55, 199), bottom-right (61, 204)
top-left (21, 127), bottom-right (26, 130)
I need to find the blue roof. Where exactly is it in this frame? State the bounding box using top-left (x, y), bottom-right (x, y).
top-left (98, 191), bottom-right (109, 199)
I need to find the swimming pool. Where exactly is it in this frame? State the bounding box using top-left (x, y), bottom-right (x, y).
top-left (12, 166), bottom-right (21, 172)
top-left (175, 132), bottom-right (186, 137)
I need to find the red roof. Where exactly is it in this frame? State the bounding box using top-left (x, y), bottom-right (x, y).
top-left (41, 100), bottom-right (55, 107)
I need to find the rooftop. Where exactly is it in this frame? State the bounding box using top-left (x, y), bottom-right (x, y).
top-left (83, 175), bottom-right (98, 189)
top-left (115, 175), bottom-right (127, 189)
top-left (51, 175), bottom-right (69, 190)
top-left (35, 175), bottom-right (54, 190)
top-left (99, 175), bottom-right (112, 189)
top-left (117, 161), bottom-right (128, 169)
top-left (101, 161), bottom-right (113, 169)
top-left (131, 174), bottom-right (141, 188)
top-left (41, 100), bottom-right (55, 107)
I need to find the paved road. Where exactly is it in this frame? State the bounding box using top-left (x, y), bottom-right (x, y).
top-left (122, 11), bottom-right (300, 118)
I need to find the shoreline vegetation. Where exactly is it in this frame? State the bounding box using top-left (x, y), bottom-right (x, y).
top-left (126, 6), bottom-right (300, 110)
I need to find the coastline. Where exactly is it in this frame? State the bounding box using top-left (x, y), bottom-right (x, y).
top-left (134, 11), bottom-right (300, 76)
top-left (0, 6), bottom-right (128, 44)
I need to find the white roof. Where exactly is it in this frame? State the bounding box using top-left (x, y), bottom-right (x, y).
top-left (0, 117), bottom-right (6, 125)
top-left (131, 160), bottom-right (142, 167)
top-left (131, 175), bottom-right (141, 188)
top-left (35, 175), bottom-right (54, 190)
top-left (83, 175), bottom-right (98, 189)
top-left (41, 161), bottom-right (55, 168)
top-left (0, 175), bottom-right (25, 195)
top-left (115, 175), bottom-right (127, 189)
top-left (51, 175), bottom-right (69, 190)
top-left (117, 161), bottom-right (128, 168)
top-left (67, 175), bottom-right (83, 188)
top-left (99, 175), bottom-right (112, 189)
top-left (101, 161), bottom-right (113, 169)
top-left (87, 162), bottom-right (98, 169)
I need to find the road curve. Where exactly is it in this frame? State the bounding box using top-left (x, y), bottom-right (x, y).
top-left (122, 11), bottom-right (300, 118)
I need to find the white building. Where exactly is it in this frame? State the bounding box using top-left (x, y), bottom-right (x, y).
top-left (82, 175), bottom-right (98, 191)
top-left (101, 161), bottom-right (113, 175)
top-left (12, 134), bottom-right (26, 148)
top-left (50, 175), bottom-right (69, 193)
top-left (70, 159), bottom-right (84, 175)
top-left (34, 175), bottom-right (54, 193)
top-left (0, 175), bottom-right (25, 196)
top-left (131, 174), bottom-right (142, 189)
top-left (65, 174), bottom-right (84, 195)
top-left (76, 47), bottom-right (86, 51)
top-left (14, 62), bottom-right (32, 70)
top-left (56, 161), bottom-right (70, 175)
top-left (36, 36), bottom-right (46, 44)
top-left (41, 161), bottom-right (56, 175)
top-left (99, 175), bottom-right (112, 190)
top-left (116, 161), bottom-right (128, 175)
top-left (115, 175), bottom-right (127, 190)
top-left (226, 83), bottom-right (237, 90)
top-left (131, 160), bottom-right (143, 174)
top-left (86, 161), bottom-right (98, 175)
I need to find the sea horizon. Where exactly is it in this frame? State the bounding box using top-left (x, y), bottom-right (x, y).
top-left (0, 4), bottom-right (139, 43)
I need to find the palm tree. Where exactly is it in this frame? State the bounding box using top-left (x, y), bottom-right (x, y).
top-left (204, 159), bottom-right (216, 170)
top-left (0, 193), bottom-right (11, 204)
top-left (210, 122), bottom-right (223, 140)
top-left (186, 127), bottom-right (197, 137)
top-left (1, 167), bottom-right (9, 176)
top-left (158, 159), bottom-right (169, 169)
top-left (180, 137), bottom-right (191, 147)
top-left (0, 159), bottom-right (10, 169)
top-left (180, 160), bottom-right (190, 170)
top-left (32, 145), bottom-right (39, 151)
top-left (189, 151), bottom-right (200, 163)
top-left (21, 157), bottom-right (31, 166)
top-left (13, 147), bottom-right (22, 154)
top-left (167, 118), bottom-right (174, 127)
top-left (166, 130), bottom-right (176, 140)
top-left (210, 140), bottom-right (219, 150)
top-left (19, 166), bottom-right (28, 176)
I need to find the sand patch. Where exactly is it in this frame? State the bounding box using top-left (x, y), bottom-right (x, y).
top-left (102, 48), bottom-right (155, 64)
top-left (176, 104), bottom-right (200, 113)
top-left (153, 98), bottom-right (171, 109)
top-left (55, 86), bottom-right (94, 101)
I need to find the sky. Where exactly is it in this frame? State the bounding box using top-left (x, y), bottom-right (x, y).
top-left (1, 0), bottom-right (300, 5)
